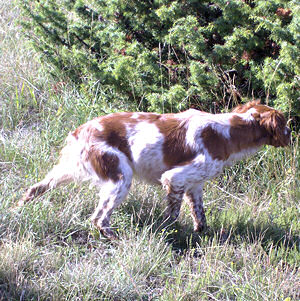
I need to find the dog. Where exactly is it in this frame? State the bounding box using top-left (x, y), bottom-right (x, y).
top-left (19, 100), bottom-right (291, 238)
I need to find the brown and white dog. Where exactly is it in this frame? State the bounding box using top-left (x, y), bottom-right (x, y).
top-left (19, 101), bottom-right (291, 238)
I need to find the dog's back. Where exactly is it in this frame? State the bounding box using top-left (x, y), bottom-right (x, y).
top-left (19, 102), bottom-right (290, 239)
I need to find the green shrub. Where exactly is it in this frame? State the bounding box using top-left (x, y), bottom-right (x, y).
top-left (20, 0), bottom-right (299, 120)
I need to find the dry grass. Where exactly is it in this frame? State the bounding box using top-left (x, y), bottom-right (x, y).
top-left (0, 1), bottom-right (299, 300)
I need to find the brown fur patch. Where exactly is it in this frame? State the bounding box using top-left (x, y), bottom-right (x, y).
top-left (232, 100), bottom-right (260, 113)
top-left (156, 117), bottom-right (197, 167)
top-left (201, 127), bottom-right (230, 160)
top-left (93, 113), bottom-right (134, 161)
top-left (88, 149), bottom-right (122, 182)
top-left (233, 103), bottom-right (289, 147)
top-left (94, 112), bottom-right (196, 168)
top-left (136, 112), bottom-right (162, 122)
top-left (135, 113), bottom-right (197, 167)
top-left (229, 115), bottom-right (271, 150)
top-left (259, 110), bottom-right (289, 147)
top-left (201, 116), bottom-right (271, 161)
top-left (23, 184), bottom-right (49, 202)
top-left (231, 101), bottom-right (290, 148)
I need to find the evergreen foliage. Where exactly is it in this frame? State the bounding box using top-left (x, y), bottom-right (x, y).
top-left (20, 0), bottom-right (299, 118)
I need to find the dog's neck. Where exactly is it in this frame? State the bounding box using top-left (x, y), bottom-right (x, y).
top-left (199, 112), bottom-right (269, 162)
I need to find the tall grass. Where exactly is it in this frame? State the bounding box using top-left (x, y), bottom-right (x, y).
top-left (0, 1), bottom-right (299, 300)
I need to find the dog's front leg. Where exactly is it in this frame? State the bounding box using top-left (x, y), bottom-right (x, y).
top-left (184, 184), bottom-right (207, 232)
top-left (161, 170), bottom-right (185, 226)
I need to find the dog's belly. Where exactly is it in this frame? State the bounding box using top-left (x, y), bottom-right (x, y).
top-left (131, 157), bottom-right (168, 185)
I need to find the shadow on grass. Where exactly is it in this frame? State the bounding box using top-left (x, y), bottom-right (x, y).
top-left (5, 190), bottom-right (298, 261)
top-left (122, 198), bottom-right (299, 259)
top-left (168, 220), bottom-right (299, 254)
top-left (0, 276), bottom-right (40, 301)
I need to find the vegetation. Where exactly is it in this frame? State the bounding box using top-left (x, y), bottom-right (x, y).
top-left (20, 0), bottom-right (299, 119)
top-left (0, 0), bottom-right (299, 300)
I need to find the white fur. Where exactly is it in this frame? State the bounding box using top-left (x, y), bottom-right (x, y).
top-left (127, 121), bottom-right (167, 183)
top-left (22, 106), bottom-right (278, 238)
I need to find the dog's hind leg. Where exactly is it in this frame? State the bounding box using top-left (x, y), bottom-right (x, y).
top-left (89, 151), bottom-right (133, 239)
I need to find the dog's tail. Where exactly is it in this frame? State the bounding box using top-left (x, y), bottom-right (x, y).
top-left (18, 165), bottom-right (74, 207)
top-left (18, 132), bottom-right (86, 207)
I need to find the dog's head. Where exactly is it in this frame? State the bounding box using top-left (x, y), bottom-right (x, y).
top-left (233, 101), bottom-right (291, 147)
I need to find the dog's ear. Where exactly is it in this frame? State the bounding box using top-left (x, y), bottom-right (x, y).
top-left (259, 110), bottom-right (286, 145)
top-left (233, 100), bottom-right (261, 113)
